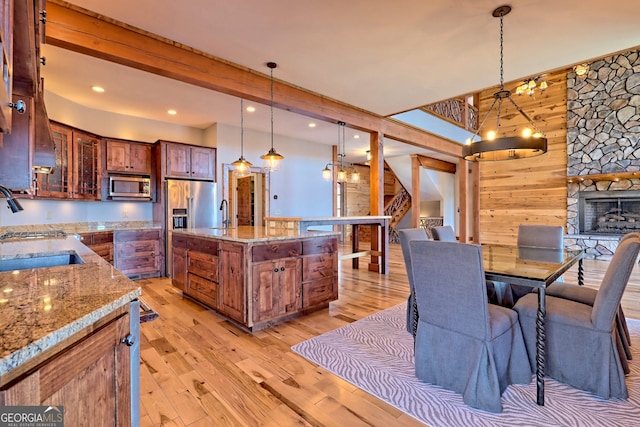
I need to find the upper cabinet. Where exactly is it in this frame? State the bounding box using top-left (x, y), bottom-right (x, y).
top-left (106, 139), bottom-right (152, 175)
top-left (160, 141), bottom-right (216, 181)
top-left (36, 121), bottom-right (101, 199)
top-left (0, 0), bottom-right (14, 135)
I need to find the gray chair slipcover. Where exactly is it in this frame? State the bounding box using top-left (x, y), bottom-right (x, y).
top-left (499, 224), bottom-right (565, 307)
top-left (514, 237), bottom-right (640, 399)
top-left (431, 225), bottom-right (456, 242)
top-left (545, 232), bottom-right (640, 368)
top-left (398, 228), bottom-right (428, 337)
top-left (409, 240), bottom-right (531, 413)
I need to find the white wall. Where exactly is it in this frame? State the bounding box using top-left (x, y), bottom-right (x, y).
top-left (0, 93), bottom-right (334, 227)
top-left (214, 123), bottom-right (333, 218)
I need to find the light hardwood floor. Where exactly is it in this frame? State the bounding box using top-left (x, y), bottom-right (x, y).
top-left (137, 243), bottom-right (640, 426)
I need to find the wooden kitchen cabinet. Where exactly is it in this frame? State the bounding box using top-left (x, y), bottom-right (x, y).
top-left (0, 0), bottom-right (14, 135)
top-left (0, 309), bottom-right (134, 427)
top-left (79, 231), bottom-right (114, 264)
top-left (171, 233), bottom-right (188, 291)
top-left (36, 122), bottom-right (102, 199)
top-left (185, 242), bottom-right (219, 308)
top-left (114, 229), bottom-right (163, 279)
top-left (161, 141), bottom-right (216, 180)
top-left (301, 237), bottom-right (338, 307)
top-left (105, 138), bottom-right (152, 175)
top-left (252, 257), bottom-right (301, 323)
top-left (218, 241), bottom-right (245, 323)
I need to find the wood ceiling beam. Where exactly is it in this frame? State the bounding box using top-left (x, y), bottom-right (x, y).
top-left (415, 154), bottom-right (457, 174)
top-left (45, 1), bottom-right (463, 158)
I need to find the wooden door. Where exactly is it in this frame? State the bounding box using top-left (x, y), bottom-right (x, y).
top-left (129, 143), bottom-right (151, 174)
top-left (252, 257), bottom-right (301, 323)
top-left (218, 241), bottom-right (245, 323)
top-left (237, 176), bottom-right (253, 225)
top-left (72, 130), bottom-right (101, 199)
top-left (36, 122), bottom-right (72, 198)
top-left (165, 143), bottom-right (190, 178)
top-left (190, 146), bottom-right (215, 180)
top-left (106, 139), bottom-right (129, 172)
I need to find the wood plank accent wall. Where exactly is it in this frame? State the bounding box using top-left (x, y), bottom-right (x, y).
top-left (478, 70), bottom-right (568, 244)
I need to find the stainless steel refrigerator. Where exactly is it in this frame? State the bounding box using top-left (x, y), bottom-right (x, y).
top-left (165, 179), bottom-right (219, 277)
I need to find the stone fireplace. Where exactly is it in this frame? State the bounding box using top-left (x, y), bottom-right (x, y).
top-left (565, 49), bottom-right (640, 259)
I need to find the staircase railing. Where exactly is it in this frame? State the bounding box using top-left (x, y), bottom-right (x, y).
top-left (385, 187), bottom-right (411, 243)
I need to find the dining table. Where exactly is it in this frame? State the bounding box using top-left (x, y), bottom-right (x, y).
top-left (481, 243), bottom-right (584, 406)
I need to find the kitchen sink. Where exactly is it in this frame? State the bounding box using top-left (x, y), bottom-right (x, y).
top-left (0, 252), bottom-right (84, 272)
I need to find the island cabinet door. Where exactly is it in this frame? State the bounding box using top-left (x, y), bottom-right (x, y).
top-left (252, 257), bottom-right (302, 324)
top-left (218, 242), bottom-right (245, 323)
top-left (0, 312), bottom-right (133, 427)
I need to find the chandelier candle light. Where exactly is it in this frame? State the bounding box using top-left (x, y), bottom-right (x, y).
top-left (231, 98), bottom-right (253, 177)
top-left (463, 5), bottom-right (547, 161)
top-left (322, 122), bottom-right (360, 183)
top-left (261, 61), bottom-right (284, 171)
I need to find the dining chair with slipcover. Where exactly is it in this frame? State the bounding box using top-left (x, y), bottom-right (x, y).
top-left (398, 228), bottom-right (429, 338)
top-left (431, 225), bottom-right (456, 242)
top-left (544, 232), bottom-right (640, 370)
top-left (409, 240), bottom-right (531, 412)
top-left (498, 224), bottom-right (565, 307)
top-left (514, 237), bottom-right (640, 399)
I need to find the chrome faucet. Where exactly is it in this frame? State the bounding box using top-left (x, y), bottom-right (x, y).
top-left (0, 184), bottom-right (23, 213)
top-left (219, 199), bottom-right (229, 228)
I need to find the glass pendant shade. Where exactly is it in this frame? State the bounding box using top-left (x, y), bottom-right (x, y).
top-left (322, 165), bottom-right (332, 180)
top-left (233, 98), bottom-right (253, 177)
top-left (262, 62), bottom-right (284, 171)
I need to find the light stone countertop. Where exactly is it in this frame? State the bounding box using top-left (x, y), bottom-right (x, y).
top-left (172, 225), bottom-right (340, 243)
top-left (0, 236), bottom-right (141, 384)
top-left (0, 220), bottom-right (162, 237)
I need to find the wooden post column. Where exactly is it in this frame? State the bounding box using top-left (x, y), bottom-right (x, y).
top-left (369, 131), bottom-right (386, 273)
top-left (411, 155), bottom-right (421, 228)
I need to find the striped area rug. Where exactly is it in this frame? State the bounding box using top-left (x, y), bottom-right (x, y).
top-left (292, 304), bottom-right (640, 427)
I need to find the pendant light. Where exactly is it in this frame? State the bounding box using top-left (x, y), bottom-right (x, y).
top-left (261, 62), bottom-right (284, 171)
top-left (231, 98), bottom-right (253, 177)
top-left (321, 122), bottom-right (359, 183)
top-left (463, 5), bottom-right (547, 161)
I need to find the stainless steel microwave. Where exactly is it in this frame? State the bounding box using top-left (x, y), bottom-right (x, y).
top-left (108, 175), bottom-right (151, 199)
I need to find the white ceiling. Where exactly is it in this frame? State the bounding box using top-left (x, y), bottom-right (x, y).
top-left (41, 0), bottom-right (640, 163)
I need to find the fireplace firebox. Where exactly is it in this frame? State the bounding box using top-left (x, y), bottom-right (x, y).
top-left (578, 190), bottom-right (640, 235)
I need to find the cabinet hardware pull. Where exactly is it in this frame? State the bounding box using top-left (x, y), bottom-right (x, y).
top-left (280, 267), bottom-right (285, 272)
top-left (120, 335), bottom-right (135, 347)
top-left (273, 268), bottom-right (279, 272)
top-left (39, 10), bottom-right (47, 24)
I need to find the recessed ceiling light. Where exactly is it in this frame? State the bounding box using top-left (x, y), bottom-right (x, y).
top-left (353, 134), bottom-right (360, 139)
top-left (167, 109), bottom-right (177, 115)
top-left (308, 122), bottom-right (316, 128)
top-left (246, 106), bottom-right (255, 112)
top-left (91, 85), bottom-right (104, 93)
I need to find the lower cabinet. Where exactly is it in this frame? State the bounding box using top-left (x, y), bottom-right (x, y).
top-left (0, 308), bottom-right (135, 426)
top-left (171, 233), bottom-right (337, 330)
top-left (252, 257), bottom-right (301, 323)
top-left (114, 229), bottom-right (163, 279)
top-left (79, 231), bottom-right (114, 264)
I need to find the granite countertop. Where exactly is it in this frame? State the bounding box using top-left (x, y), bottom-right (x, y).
top-left (173, 225), bottom-right (340, 243)
top-left (0, 221), bottom-right (162, 238)
top-left (0, 236), bottom-right (141, 383)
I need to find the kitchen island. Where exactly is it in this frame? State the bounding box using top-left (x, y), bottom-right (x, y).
top-left (171, 226), bottom-right (340, 331)
top-left (0, 236), bottom-right (141, 426)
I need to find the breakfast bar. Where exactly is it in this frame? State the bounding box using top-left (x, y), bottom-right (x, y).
top-left (265, 216), bottom-right (391, 274)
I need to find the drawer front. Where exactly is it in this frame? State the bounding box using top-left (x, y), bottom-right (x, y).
top-left (302, 237), bottom-right (337, 255)
top-left (186, 237), bottom-right (202, 252)
top-left (302, 253), bottom-right (337, 281)
top-left (92, 231), bottom-right (113, 245)
top-left (117, 229), bottom-right (160, 241)
top-left (187, 273), bottom-right (218, 308)
top-left (252, 241), bottom-right (302, 262)
top-left (172, 234), bottom-right (188, 248)
top-left (116, 240), bottom-right (159, 258)
top-left (302, 276), bottom-right (337, 307)
top-left (200, 239), bottom-right (219, 255)
top-left (187, 251), bottom-right (218, 282)
top-left (116, 256), bottom-right (160, 274)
